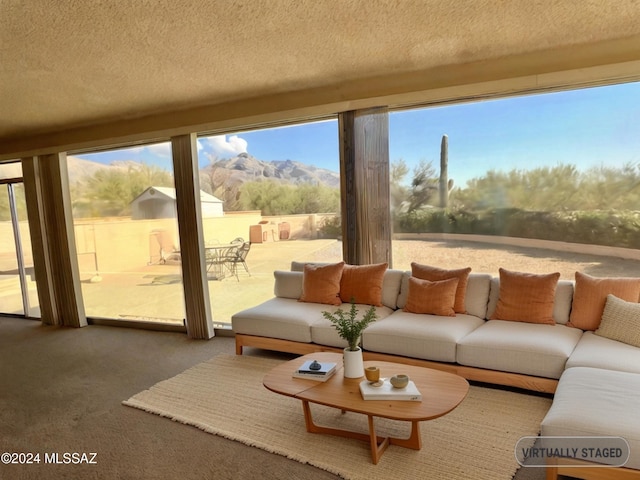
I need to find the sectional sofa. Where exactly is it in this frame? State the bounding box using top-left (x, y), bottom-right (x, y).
top-left (231, 261), bottom-right (640, 479)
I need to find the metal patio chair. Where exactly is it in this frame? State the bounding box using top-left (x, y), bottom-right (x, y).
top-left (223, 242), bottom-right (251, 281)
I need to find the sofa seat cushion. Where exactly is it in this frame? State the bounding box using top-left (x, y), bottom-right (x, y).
top-left (541, 367), bottom-right (640, 469)
top-left (361, 311), bottom-right (485, 363)
top-left (232, 297), bottom-right (319, 343)
top-left (457, 320), bottom-right (583, 379)
top-left (566, 331), bottom-right (640, 374)
top-left (310, 304), bottom-right (395, 348)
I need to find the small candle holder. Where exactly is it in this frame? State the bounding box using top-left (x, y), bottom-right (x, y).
top-left (365, 366), bottom-right (383, 387)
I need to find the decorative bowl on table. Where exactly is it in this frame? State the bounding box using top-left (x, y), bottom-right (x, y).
top-left (390, 374), bottom-right (409, 389)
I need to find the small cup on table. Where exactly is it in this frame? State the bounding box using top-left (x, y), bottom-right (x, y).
top-left (365, 366), bottom-right (381, 383)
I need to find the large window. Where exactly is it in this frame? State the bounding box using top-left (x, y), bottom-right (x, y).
top-left (389, 81), bottom-right (640, 278)
top-left (69, 143), bottom-right (186, 325)
top-left (67, 120), bottom-right (342, 329)
top-left (0, 162), bottom-right (40, 317)
top-left (197, 120), bottom-right (342, 327)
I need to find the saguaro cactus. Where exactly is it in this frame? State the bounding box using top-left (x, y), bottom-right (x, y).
top-left (439, 134), bottom-right (449, 208)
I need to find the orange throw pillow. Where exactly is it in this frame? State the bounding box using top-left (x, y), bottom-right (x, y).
top-left (299, 262), bottom-right (345, 305)
top-left (403, 277), bottom-right (459, 316)
top-left (411, 263), bottom-right (472, 313)
top-left (567, 271), bottom-right (640, 331)
top-left (340, 263), bottom-right (388, 306)
top-left (491, 268), bottom-right (560, 325)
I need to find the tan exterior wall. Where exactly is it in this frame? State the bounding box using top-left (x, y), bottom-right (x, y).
top-left (73, 212), bottom-right (264, 274)
top-left (261, 213), bottom-right (337, 240)
top-left (1, 212), bottom-right (337, 275)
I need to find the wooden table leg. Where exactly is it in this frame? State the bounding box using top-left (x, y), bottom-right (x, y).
top-left (300, 401), bottom-right (420, 464)
top-left (367, 415), bottom-right (390, 464)
top-left (389, 420), bottom-right (422, 450)
top-left (301, 400), bottom-right (376, 443)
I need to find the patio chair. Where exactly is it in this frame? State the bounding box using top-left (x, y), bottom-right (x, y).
top-left (223, 242), bottom-right (251, 281)
top-left (150, 229), bottom-right (181, 264)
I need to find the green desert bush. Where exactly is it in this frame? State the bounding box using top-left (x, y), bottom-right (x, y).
top-left (393, 208), bottom-right (640, 249)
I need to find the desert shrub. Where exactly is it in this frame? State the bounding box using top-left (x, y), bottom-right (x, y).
top-left (394, 208), bottom-right (640, 249)
top-left (319, 215), bottom-right (342, 239)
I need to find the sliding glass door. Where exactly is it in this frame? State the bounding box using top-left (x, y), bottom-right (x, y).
top-left (0, 163), bottom-right (40, 317)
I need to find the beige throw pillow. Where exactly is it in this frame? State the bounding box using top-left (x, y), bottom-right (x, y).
top-left (595, 294), bottom-right (640, 348)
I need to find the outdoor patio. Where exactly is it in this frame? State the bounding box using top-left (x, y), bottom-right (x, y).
top-left (75, 237), bottom-right (640, 329)
top-left (4, 237), bottom-right (640, 328)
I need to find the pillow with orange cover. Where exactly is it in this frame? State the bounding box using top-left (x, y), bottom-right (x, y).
top-left (339, 263), bottom-right (388, 306)
top-left (411, 263), bottom-right (471, 313)
top-left (403, 277), bottom-right (459, 316)
top-left (491, 268), bottom-right (560, 325)
top-left (299, 262), bottom-right (345, 306)
top-left (567, 271), bottom-right (640, 331)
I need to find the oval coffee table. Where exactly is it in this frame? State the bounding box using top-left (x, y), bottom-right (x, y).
top-left (263, 352), bottom-right (469, 464)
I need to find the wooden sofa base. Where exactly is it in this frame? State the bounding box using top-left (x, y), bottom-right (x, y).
top-left (234, 333), bottom-right (558, 394)
top-left (546, 458), bottom-right (640, 480)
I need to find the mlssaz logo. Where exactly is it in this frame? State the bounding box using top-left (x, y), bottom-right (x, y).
top-left (44, 452), bottom-right (98, 464)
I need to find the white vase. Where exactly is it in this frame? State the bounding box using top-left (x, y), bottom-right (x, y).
top-left (343, 347), bottom-right (364, 378)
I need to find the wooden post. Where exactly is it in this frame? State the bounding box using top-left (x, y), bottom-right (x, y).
top-left (171, 134), bottom-right (214, 339)
top-left (339, 108), bottom-right (391, 266)
top-left (22, 154), bottom-right (87, 327)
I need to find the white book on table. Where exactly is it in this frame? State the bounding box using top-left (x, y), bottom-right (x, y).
top-left (359, 379), bottom-right (422, 401)
top-left (292, 360), bottom-right (337, 382)
top-left (292, 369), bottom-right (336, 382)
top-left (296, 360), bottom-right (337, 375)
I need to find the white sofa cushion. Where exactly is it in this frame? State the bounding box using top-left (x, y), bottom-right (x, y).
top-left (457, 320), bottom-right (583, 379)
top-left (362, 311), bottom-right (485, 363)
top-left (487, 278), bottom-right (574, 324)
top-left (541, 367), bottom-right (640, 469)
top-left (566, 331), bottom-right (640, 374)
top-left (397, 272), bottom-right (492, 319)
top-left (310, 304), bottom-right (395, 348)
top-left (231, 297), bottom-right (318, 343)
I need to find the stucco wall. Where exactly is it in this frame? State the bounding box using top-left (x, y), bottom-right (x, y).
top-left (1, 211), bottom-right (336, 276)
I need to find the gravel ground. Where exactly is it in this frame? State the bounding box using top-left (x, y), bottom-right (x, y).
top-left (306, 239), bottom-right (640, 280)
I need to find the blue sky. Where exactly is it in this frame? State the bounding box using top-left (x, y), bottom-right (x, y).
top-left (76, 81), bottom-right (639, 187)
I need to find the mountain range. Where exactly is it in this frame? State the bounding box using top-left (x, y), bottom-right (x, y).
top-left (67, 152), bottom-right (340, 189)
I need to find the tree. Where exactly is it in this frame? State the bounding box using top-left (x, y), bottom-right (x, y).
top-left (238, 180), bottom-right (339, 215)
top-left (450, 162), bottom-right (640, 212)
top-left (72, 164), bottom-right (174, 217)
top-left (390, 159), bottom-right (409, 213)
top-left (389, 158), bottom-right (439, 213)
top-left (407, 160), bottom-right (438, 212)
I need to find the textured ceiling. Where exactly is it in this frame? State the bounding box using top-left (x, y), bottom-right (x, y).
top-left (2, 0), bottom-right (640, 154)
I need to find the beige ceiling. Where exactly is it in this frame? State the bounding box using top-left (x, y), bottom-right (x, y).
top-left (2, 0), bottom-right (640, 158)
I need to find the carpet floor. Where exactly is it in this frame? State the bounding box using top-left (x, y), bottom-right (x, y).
top-left (124, 354), bottom-right (552, 480)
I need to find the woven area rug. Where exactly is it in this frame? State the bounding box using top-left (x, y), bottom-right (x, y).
top-left (123, 354), bottom-right (551, 480)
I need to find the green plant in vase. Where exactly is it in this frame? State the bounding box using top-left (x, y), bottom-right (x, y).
top-left (322, 301), bottom-right (378, 351)
top-left (322, 301), bottom-right (377, 378)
